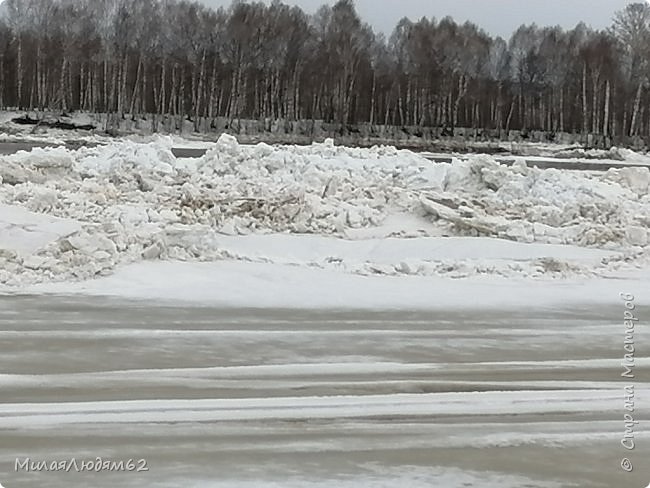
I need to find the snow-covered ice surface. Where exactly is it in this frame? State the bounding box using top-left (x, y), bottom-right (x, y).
top-left (0, 134), bottom-right (649, 300)
top-left (496, 140), bottom-right (650, 163)
top-left (25, 260), bottom-right (648, 310)
top-left (2, 300), bottom-right (649, 488)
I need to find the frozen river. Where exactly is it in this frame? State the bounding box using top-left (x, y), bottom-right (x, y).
top-left (1, 296), bottom-right (648, 487)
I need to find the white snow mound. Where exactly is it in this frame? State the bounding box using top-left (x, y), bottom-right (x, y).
top-left (0, 134), bottom-right (648, 287)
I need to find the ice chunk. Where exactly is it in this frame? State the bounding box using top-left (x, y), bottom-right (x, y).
top-left (626, 226), bottom-right (648, 247)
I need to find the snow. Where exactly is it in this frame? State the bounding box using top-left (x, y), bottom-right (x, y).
top-left (165, 469), bottom-right (566, 488)
top-left (2, 388), bottom-right (646, 425)
top-left (500, 141), bottom-right (650, 164)
top-left (0, 134), bottom-right (649, 297)
top-left (0, 203), bottom-right (81, 255)
top-left (25, 260), bottom-right (650, 309)
top-left (4, 131), bottom-right (649, 488)
top-left (1, 357), bottom-right (646, 385)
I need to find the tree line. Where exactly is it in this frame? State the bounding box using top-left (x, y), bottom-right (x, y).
top-left (1, 0), bottom-right (649, 140)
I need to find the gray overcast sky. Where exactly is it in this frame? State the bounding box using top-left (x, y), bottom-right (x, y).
top-left (199, 0), bottom-right (638, 39)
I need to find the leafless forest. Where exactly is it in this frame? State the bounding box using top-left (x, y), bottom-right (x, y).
top-left (1, 0), bottom-right (650, 142)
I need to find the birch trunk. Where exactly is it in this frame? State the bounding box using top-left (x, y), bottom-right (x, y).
top-left (630, 80), bottom-right (643, 137)
top-left (141, 61), bottom-right (147, 114)
top-left (168, 64), bottom-right (177, 115)
top-left (129, 55), bottom-right (143, 116)
top-left (59, 58), bottom-right (68, 111)
top-left (195, 50), bottom-right (207, 130)
top-left (208, 61), bottom-right (218, 120)
top-left (591, 74), bottom-right (599, 134)
top-left (79, 64), bottom-right (86, 111)
top-left (119, 55), bottom-right (128, 116)
top-left (16, 35), bottom-right (22, 108)
top-left (0, 55), bottom-right (4, 108)
top-left (604, 79), bottom-right (611, 138)
top-left (67, 61), bottom-right (74, 110)
top-left (453, 75), bottom-right (468, 128)
top-left (160, 60), bottom-right (167, 115)
top-left (559, 89), bottom-right (564, 132)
